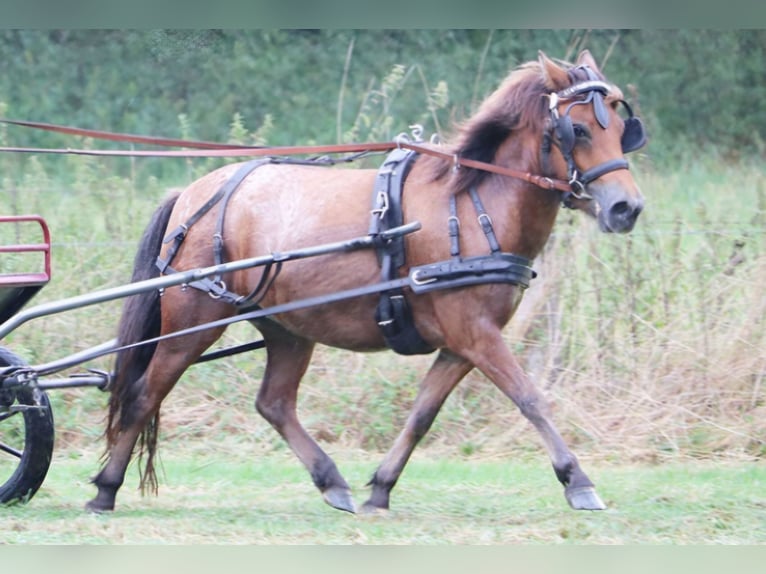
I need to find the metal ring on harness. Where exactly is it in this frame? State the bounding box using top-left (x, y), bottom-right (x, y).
top-left (207, 279), bottom-right (228, 300)
top-left (452, 154), bottom-right (460, 172)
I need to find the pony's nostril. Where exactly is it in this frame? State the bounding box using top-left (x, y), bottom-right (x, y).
top-left (610, 200), bottom-right (642, 221)
top-left (611, 201), bottom-right (632, 217)
top-left (605, 198), bottom-right (643, 233)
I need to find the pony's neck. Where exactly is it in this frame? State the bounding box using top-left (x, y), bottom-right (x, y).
top-left (477, 133), bottom-right (562, 260)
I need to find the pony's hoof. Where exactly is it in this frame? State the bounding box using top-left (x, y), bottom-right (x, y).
top-left (565, 486), bottom-right (607, 510)
top-left (84, 499), bottom-right (114, 514)
top-left (322, 487), bottom-right (356, 513)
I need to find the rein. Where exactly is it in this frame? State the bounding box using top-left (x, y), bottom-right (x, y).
top-left (1, 72), bottom-right (644, 199)
top-left (0, 117), bottom-right (574, 193)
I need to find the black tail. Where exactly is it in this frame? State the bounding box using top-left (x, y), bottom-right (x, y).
top-left (104, 191), bottom-right (180, 493)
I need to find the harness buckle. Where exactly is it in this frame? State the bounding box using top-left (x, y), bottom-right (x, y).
top-left (411, 269), bottom-right (438, 286)
top-left (547, 92), bottom-right (559, 116)
top-left (477, 213), bottom-right (493, 226)
top-left (371, 190), bottom-right (390, 219)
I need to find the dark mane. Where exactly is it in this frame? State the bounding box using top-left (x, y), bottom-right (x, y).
top-left (423, 60), bottom-right (565, 194)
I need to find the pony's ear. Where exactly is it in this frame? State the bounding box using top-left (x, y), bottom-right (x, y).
top-left (576, 49), bottom-right (601, 74)
top-left (538, 50), bottom-right (569, 91)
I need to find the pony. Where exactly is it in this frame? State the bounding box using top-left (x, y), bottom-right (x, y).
top-left (85, 50), bottom-right (645, 514)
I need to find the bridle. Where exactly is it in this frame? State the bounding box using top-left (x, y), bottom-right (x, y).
top-left (544, 66), bottom-right (647, 207)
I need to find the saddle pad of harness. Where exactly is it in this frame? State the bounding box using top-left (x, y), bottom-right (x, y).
top-left (369, 148), bottom-right (436, 355)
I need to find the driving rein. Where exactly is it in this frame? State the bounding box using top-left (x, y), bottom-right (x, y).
top-left (0, 69), bottom-right (645, 201)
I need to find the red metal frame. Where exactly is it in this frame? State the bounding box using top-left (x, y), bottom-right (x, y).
top-left (0, 215), bottom-right (52, 286)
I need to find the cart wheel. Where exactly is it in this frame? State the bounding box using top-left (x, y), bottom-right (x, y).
top-left (0, 346), bottom-right (55, 504)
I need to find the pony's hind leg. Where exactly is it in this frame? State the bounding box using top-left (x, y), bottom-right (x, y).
top-left (362, 349), bottom-right (473, 513)
top-left (253, 320), bottom-right (355, 513)
top-left (86, 327), bottom-right (227, 513)
top-left (463, 329), bottom-right (606, 510)
top-left (86, 369), bottom-right (157, 512)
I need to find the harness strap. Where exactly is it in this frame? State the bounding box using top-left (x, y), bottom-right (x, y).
top-left (578, 158), bottom-right (629, 185)
top-left (156, 159), bottom-right (270, 275)
top-left (410, 253), bottom-right (535, 293)
top-left (150, 142), bottom-right (537, 359)
top-left (369, 147), bottom-right (417, 267)
top-left (99, 255), bottom-right (535, 367)
top-left (448, 195), bottom-right (460, 259)
top-left (468, 186), bottom-right (501, 254)
top-left (370, 148), bottom-right (435, 356)
top-left (369, 150), bottom-right (532, 356)
top-left (156, 159), bottom-right (279, 306)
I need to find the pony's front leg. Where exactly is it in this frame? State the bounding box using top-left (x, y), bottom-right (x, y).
top-left (362, 349), bottom-right (473, 513)
top-left (464, 331), bottom-right (606, 511)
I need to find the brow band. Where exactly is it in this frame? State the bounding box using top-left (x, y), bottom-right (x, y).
top-left (557, 80), bottom-right (611, 99)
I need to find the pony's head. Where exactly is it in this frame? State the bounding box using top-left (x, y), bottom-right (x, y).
top-left (539, 50), bottom-right (646, 233)
top-left (432, 49), bottom-right (646, 234)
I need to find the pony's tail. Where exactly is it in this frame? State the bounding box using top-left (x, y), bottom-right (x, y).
top-left (104, 191), bottom-right (180, 494)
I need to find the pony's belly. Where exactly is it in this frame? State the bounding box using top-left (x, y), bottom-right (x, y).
top-left (267, 297), bottom-right (389, 352)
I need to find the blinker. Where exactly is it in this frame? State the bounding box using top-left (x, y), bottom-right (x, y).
top-left (593, 92), bottom-right (609, 129)
top-left (553, 97), bottom-right (646, 155)
top-left (620, 114), bottom-right (647, 153)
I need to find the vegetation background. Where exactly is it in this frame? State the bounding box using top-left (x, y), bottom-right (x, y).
top-left (0, 30), bottom-right (763, 541)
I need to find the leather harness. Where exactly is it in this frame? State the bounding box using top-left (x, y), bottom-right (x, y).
top-left (368, 148), bottom-right (435, 355)
top-left (366, 148), bottom-right (535, 355)
top-left (153, 149), bottom-right (536, 355)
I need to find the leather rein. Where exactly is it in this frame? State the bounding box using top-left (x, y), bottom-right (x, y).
top-left (0, 118), bottom-right (571, 196)
top-left (0, 78), bottom-right (631, 199)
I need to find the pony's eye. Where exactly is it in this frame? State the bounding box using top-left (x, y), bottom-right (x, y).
top-left (573, 124), bottom-right (591, 139)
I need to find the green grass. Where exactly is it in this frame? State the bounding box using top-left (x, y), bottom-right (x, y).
top-left (3, 447), bottom-right (765, 544)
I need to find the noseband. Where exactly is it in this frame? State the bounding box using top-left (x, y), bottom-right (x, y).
top-left (544, 66), bottom-right (647, 207)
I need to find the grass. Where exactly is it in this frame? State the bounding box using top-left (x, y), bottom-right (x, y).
top-left (3, 446), bottom-right (765, 544)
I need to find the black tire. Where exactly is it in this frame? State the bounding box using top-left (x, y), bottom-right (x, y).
top-left (0, 346), bottom-right (55, 504)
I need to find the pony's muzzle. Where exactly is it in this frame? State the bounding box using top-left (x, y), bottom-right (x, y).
top-left (600, 194), bottom-right (644, 233)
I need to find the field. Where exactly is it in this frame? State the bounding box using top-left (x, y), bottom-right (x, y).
top-left (1, 147), bottom-right (765, 544)
top-left (4, 447), bottom-right (766, 544)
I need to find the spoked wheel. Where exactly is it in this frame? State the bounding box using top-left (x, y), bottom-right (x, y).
top-left (0, 346), bottom-right (55, 504)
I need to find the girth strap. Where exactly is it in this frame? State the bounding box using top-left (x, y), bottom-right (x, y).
top-left (370, 148), bottom-right (435, 355)
top-left (368, 150), bottom-right (538, 355)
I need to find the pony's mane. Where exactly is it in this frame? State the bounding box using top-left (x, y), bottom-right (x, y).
top-left (424, 57), bottom-right (588, 194)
